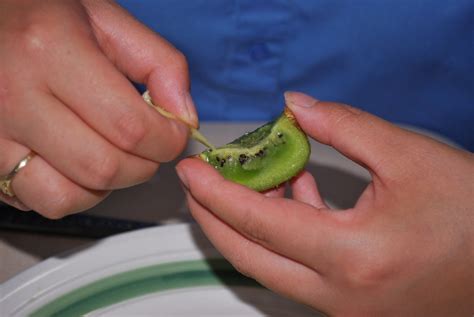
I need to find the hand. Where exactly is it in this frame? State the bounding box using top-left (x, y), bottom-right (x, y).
top-left (176, 92), bottom-right (474, 316)
top-left (0, 0), bottom-right (197, 217)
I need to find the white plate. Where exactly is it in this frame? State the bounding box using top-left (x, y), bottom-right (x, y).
top-left (1, 224), bottom-right (321, 316)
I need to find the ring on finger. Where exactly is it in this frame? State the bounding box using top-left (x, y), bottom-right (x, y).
top-left (0, 151), bottom-right (36, 197)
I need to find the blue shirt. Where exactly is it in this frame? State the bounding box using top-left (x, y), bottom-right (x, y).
top-left (118, 0), bottom-right (474, 150)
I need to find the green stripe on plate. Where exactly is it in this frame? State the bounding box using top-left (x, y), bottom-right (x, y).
top-left (30, 259), bottom-right (261, 317)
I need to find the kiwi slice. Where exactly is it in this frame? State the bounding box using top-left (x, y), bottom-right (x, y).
top-left (199, 108), bottom-right (310, 191)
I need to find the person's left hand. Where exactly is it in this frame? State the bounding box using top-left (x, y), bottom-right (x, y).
top-left (175, 92), bottom-right (474, 316)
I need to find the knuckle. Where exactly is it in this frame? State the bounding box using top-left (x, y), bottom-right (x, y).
top-left (0, 158), bottom-right (9, 174)
top-left (229, 242), bottom-right (253, 278)
top-left (85, 152), bottom-right (120, 189)
top-left (158, 125), bottom-right (188, 162)
top-left (136, 161), bottom-right (160, 184)
top-left (114, 112), bottom-right (148, 152)
top-left (170, 50), bottom-right (189, 71)
top-left (0, 81), bottom-right (16, 120)
top-left (324, 104), bottom-right (370, 146)
top-left (240, 206), bottom-right (268, 245)
top-left (0, 77), bottom-right (10, 106)
top-left (343, 253), bottom-right (397, 290)
top-left (38, 188), bottom-right (76, 220)
top-left (232, 260), bottom-right (252, 278)
top-left (18, 22), bottom-right (55, 56)
top-left (170, 134), bottom-right (188, 160)
top-left (0, 100), bottom-right (16, 126)
top-left (143, 162), bottom-right (160, 181)
top-left (330, 104), bottom-right (365, 131)
top-left (0, 155), bottom-right (15, 175)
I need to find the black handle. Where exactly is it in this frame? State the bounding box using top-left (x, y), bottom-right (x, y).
top-left (0, 203), bottom-right (157, 239)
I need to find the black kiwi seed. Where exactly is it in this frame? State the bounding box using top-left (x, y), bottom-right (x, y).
top-left (239, 154), bottom-right (248, 165)
top-left (277, 132), bottom-right (283, 138)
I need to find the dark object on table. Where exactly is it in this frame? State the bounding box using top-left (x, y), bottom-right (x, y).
top-left (0, 203), bottom-right (157, 239)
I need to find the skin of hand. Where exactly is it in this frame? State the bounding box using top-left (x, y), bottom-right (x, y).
top-left (0, 0), bottom-right (197, 217)
top-left (176, 92), bottom-right (474, 316)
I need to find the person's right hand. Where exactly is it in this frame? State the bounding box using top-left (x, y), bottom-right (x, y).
top-left (0, 0), bottom-right (197, 218)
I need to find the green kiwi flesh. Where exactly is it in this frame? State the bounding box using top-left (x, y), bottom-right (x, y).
top-left (199, 108), bottom-right (310, 191)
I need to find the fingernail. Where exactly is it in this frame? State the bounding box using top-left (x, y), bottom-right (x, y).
top-left (181, 92), bottom-right (199, 129)
top-left (284, 91), bottom-right (319, 109)
top-left (175, 166), bottom-right (189, 189)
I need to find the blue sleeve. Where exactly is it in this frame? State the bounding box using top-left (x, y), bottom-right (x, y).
top-left (117, 0), bottom-right (474, 151)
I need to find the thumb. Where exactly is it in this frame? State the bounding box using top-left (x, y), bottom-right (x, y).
top-left (285, 91), bottom-right (414, 179)
top-left (82, 0), bottom-right (198, 128)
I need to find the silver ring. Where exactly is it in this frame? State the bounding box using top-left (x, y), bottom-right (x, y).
top-left (0, 152), bottom-right (36, 197)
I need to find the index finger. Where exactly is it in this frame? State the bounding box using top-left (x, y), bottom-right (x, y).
top-left (176, 158), bottom-right (348, 273)
top-left (83, 0), bottom-right (198, 127)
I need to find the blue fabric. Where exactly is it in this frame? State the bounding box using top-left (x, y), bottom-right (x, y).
top-left (117, 0), bottom-right (474, 150)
